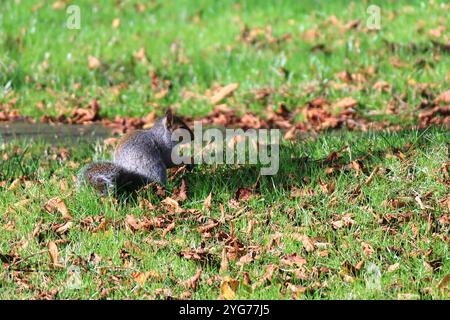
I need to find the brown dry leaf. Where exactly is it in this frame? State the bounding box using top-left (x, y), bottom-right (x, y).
top-left (361, 242), bottom-right (374, 257)
top-left (387, 263), bottom-right (400, 273)
top-left (437, 90), bottom-right (450, 104)
top-left (180, 247), bottom-right (213, 263)
top-left (53, 221), bottom-right (73, 234)
top-left (32, 220), bottom-right (43, 238)
top-left (219, 248), bottom-right (229, 274)
top-left (280, 254), bottom-right (307, 267)
top-left (252, 264), bottom-right (278, 289)
top-left (181, 268), bottom-right (202, 290)
top-left (291, 233), bottom-right (316, 252)
top-left (211, 83), bottom-right (239, 105)
top-left (173, 178), bottom-right (188, 202)
top-left (237, 253), bottom-right (254, 266)
top-left (155, 88), bottom-right (169, 99)
top-left (124, 214), bottom-right (147, 232)
top-left (8, 179), bottom-right (21, 191)
top-left (234, 187), bottom-right (254, 202)
top-left (112, 18), bottom-right (121, 28)
top-left (131, 270), bottom-right (161, 286)
top-left (70, 99), bottom-right (101, 124)
top-left (332, 215), bottom-right (355, 230)
top-left (438, 274), bottom-right (450, 293)
top-left (48, 241), bottom-right (59, 267)
top-left (240, 113), bottom-right (261, 128)
top-left (286, 283), bottom-right (307, 299)
top-left (283, 127), bottom-right (297, 140)
top-left (162, 221), bottom-right (176, 238)
top-left (397, 293), bottom-right (420, 300)
top-left (373, 80), bottom-right (391, 92)
top-left (88, 56), bottom-right (101, 70)
top-left (134, 47), bottom-right (146, 62)
top-left (290, 187), bottom-right (314, 198)
top-left (318, 177), bottom-right (335, 194)
top-left (52, 1), bottom-right (65, 10)
top-left (219, 276), bottom-right (239, 300)
top-left (333, 97), bottom-right (358, 109)
top-left (161, 197), bottom-right (182, 213)
top-left (59, 179), bottom-right (68, 192)
top-left (340, 272), bottom-right (354, 283)
top-left (198, 221), bottom-right (219, 234)
top-left (429, 26), bottom-right (446, 38)
top-left (301, 235), bottom-right (315, 253)
top-left (203, 192), bottom-right (213, 211)
top-left (414, 195), bottom-right (426, 210)
top-left (364, 166), bottom-right (380, 185)
top-left (44, 197), bottom-right (72, 220)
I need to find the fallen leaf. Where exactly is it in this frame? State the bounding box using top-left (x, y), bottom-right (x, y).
top-left (301, 235), bottom-right (315, 252)
top-left (162, 221), bottom-right (175, 238)
top-left (429, 26), bottom-right (445, 38)
top-left (252, 264), bottom-right (278, 289)
top-left (373, 80), bottom-right (391, 92)
top-left (88, 56), bottom-right (101, 70)
top-left (414, 195), bottom-right (426, 210)
top-left (173, 178), bottom-right (187, 202)
top-left (8, 179), bottom-right (21, 191)
top-left (44, 197), bottom-right (72, 220)
top-left (53, 221), bottom-right (73, 234)
top-left (387, 263), bottom-right (400, 273)
top-left (134, 47), bottom-right (146, 62)
top-left (234, 187), bottom-right (254, 202)
top-left (220, 276), bottom-right (239, 300)
top-left (124, 214), bottom-right (148, 232)
top-left (333, 97), bottom-right (358, 110)
top-left (48, 241), bottom-right (59, 267)
top-left (211, 83), bottom-right (239, 105)
top-left (181, 268), bottom-right (202, 290)
top-left (203, 192), bottom-right (212, 211)
top-left (438, 274), bottom-right (450, 293)
top-left (437, 90), bottom-right (450, 104)
top-left (361, 242), bottom-right (374, 257)
top-left (112, 18), bottom-right (120, 28)
top-left (364, 166), bottom-right (380, 185)
top-left (332, 215), bottom-right (355, 230)
top-left (286, 283), bottom-right (307, 299)
top-left (219, 248), bottom-right (229, 274)
top-left (397, 293), bottom-right (420, 300)
top-left (52, 1), bottom-right (65, 10)
top-left (161, 197), bottom-right (182, 213)
top-left (281, 254), bottom-right (307, 267)
top-left (318, 177), bottom-right (335, 194)
top-left (131, 271), bottom-right (161, 286)
top-left (236, 253), bottom-right (254, 266)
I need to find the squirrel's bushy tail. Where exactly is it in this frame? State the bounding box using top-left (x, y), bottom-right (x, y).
top-left (77, 161), bottom-right (149, 195)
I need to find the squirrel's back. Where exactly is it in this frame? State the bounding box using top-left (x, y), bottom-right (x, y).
top-left (114, 128), bottom-right (168, 185)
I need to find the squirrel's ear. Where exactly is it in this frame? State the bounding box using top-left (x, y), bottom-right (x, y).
top-left (164, 109), bottom-right (174, 129)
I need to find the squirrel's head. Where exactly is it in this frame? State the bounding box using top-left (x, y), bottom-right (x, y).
top-left (158, 109), bottom-right (194, 169)
top-left (161, 109), bottom-right (193, 135)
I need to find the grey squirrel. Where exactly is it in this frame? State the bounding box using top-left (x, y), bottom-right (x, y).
top-left (77, 109), bottom-right (193, 195)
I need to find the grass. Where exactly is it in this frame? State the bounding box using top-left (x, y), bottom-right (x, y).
top-left (0, 127), bottom-right (448, 299)
top-left (1, 0), bottom-right (449, 121)
top-left (0, 0), bottom-right (449, 300)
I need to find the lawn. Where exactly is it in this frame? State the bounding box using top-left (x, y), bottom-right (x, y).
top-left (0, 0), bottom-right (449, 300)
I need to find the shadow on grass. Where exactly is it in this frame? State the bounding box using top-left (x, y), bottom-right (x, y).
top-left (180, 126), bottom-right (447, 200)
